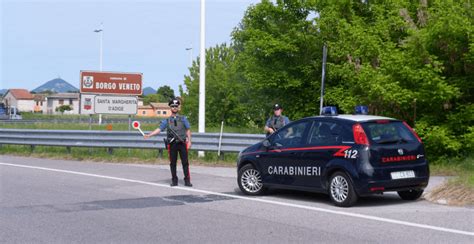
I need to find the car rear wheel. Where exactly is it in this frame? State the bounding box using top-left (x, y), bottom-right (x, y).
top-left (238, 164), bottom-right (265, 195)
top-left (329, 172), bottom-right (358, 207)
top-left (398, 189), bottom-right (423, 200)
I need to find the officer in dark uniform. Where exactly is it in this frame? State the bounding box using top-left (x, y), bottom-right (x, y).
top-left (144, 98), bottom-right (193, 187)
top-left (264, 103), bottom-right (290, 136)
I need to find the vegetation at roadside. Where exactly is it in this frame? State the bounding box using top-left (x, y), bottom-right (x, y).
top-left (0, 144), bottom-right (238, 166)
top-left (181, 0), bottom-right (473, 163)
top-left (431, 155), bottom-right (474, 188)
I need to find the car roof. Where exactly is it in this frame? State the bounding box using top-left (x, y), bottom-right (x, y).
top-left (314, 114), bottom-right (397, 122)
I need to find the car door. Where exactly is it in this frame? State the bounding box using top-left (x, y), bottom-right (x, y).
top-left (258, 120), bottom-right (312, 186)
top-left (298, 119), bottom-right (349, 188)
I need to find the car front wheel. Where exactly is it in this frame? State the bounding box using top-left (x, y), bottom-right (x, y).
top-left (238, 164), bottom-right (265, 195)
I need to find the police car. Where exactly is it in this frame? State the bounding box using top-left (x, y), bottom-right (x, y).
top-left (237, 106), bottom-right (429, 207)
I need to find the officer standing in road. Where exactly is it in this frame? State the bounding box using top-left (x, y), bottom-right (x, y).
top-left (144, 98), bottom-right (193, 187)
top-left (264, 103), bottom-right (290, 136)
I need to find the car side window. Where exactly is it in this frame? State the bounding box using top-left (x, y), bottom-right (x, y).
top-left (272, 121), bottom-right (310, 148)
top-left (307, 121), bottom-right (344, 145)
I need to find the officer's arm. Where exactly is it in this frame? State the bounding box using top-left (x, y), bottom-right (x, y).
top-left (186, 129), bottom-right (192, 148)
top-left (264, 119), bottom-right (274, 133)
top-left (145, 120), bottom-right (166, 138)
top-left (147, 128), bottom-right (161, 137)
top-left (183, 117), bottom-right (192, 148)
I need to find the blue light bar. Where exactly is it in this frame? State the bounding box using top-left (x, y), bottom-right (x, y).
top-left (321, 106), bottom-right (338, 116)
top-left (355, 105), bottom-right (368, 115)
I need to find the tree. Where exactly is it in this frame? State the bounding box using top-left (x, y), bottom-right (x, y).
top-left (232, 0), bottom-right (322, 122)
top-left (230, 0), bottom-right (471, 158)
top-left (157, 85), bottom-right (175, 101)
top-left (143, 94), bottom-right (165, 105)
top-left (56, 105), bottom-right (72, 114)
top-left (181, 44), bottom-right (247, 127)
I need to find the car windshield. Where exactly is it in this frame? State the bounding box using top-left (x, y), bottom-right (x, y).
top-left (362, 121), bottom-right (418, 144)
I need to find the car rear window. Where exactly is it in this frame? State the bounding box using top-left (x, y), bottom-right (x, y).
top-left (361, 121), bottom-right (418, 145)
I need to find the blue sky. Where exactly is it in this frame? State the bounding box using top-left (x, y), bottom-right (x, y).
top-left (0, 0), bottom-right (259, 93)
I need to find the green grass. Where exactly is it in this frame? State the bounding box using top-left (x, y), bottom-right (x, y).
top-left (430, 155), bottom-right (474, 188)
top-left (0, 144), bottom-right (238, 166)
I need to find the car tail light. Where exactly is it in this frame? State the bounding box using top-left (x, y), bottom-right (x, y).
top-left (403, 121), bottom-right (422, 143)
top-left (353, 123), bottom-right (369, 145)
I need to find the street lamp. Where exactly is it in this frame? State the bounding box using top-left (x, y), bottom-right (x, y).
top-left (185, 46), bottom-right (193, 67)
top-left (94, 23), bottom-right (103, 71)
top-left (94, 23), bottom-right (103, 124)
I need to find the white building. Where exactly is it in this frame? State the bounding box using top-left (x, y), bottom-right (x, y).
top-left (2, 89), bottom-right (35, 112)
top-left (44, 93), bottom-right (80, 114)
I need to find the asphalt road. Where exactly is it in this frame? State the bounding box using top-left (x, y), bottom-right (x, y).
top-left (1, 155), bottom-right (473, 243)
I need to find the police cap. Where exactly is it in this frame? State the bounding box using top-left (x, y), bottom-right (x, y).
top-left (273, 103), bottom-right (283, 110)
top-left (168, 98), bottom-right (181, 107)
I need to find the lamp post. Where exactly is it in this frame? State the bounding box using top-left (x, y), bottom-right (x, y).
top-left (94, 23), bottom-right (103, 71)
top-left (94, 23), bottom-right (103, 124)
top-left (185, 46), bottom-right (193, 67)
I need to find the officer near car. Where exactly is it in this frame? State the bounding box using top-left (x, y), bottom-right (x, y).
top-left (144, 98), bottom-right (193, 187)
top-left (264, 103), bottom-right (290, 136)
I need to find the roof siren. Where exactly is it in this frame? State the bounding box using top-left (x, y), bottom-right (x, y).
top-left (355, 105), bottom-right (369, 115)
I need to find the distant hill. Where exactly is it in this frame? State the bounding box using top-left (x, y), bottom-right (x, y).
top-left (32, 78), bottom-right (79, 94)
top-left (0, 89), bottom-right (7, 96)
top-left (143, 87), bottom-right (157, 96)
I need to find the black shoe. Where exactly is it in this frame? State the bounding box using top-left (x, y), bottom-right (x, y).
top-left (184, 180), bottom-right (193, 187)
top-left (170, 179), bottom-right (178, 187)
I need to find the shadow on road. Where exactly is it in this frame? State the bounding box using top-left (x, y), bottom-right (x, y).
top-left (231, 187), bottom-right (417, 208)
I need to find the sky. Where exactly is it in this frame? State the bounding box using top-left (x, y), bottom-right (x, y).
top-left (0, 0), bottom-right (259, 94)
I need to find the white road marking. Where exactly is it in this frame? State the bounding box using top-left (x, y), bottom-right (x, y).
top-left (1, 162), bottom-right (473, 237)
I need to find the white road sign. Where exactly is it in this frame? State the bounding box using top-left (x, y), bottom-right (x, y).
top-left (93, 95), bottom-right (138, 115)
top-left (80, 94), bottom-right (138, 115)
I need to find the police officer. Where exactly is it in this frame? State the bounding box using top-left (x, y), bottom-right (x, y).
top-left (144, 98), bottom-right (193, 187)
top-left (264, 103), bottom-right (290, 136)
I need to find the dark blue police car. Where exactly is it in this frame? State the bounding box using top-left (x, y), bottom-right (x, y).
top-left (237, 106), bottom-right (429, 207)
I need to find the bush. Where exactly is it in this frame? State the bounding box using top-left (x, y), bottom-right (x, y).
top-left (415, 121), bottom-right (462, 159)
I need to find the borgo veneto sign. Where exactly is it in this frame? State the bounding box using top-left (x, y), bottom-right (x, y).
top-left (80, 71), bottom-right (142, 95)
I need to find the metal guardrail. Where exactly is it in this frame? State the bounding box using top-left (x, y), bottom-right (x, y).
top-left (0, 129), bottom-right (265, 154)
top-left (0, 118), bottom-right (160, 124)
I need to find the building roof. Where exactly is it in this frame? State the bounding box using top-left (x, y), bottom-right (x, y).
top-left (150, 102), bottom-right (169, 109)
top-left (6, 89), bottom-right (34, 100)
top-left (138, 105), bottom-right (153, 109)
top-left (34, 94), bottom-right (46, 101)
top-left (46, 93), bottom-right (80, 99)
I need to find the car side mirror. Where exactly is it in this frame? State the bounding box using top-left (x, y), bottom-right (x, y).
top-left (262, 139), bottom-right (271, 148)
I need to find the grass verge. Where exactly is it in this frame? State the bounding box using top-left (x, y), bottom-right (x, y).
top-left (0, 144), bottom-right (238, 167)
top-left (426, 156), bottom-right (473, 206)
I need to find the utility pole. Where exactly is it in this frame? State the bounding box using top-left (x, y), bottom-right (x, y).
top-left (198, 0), bottom-right (206, 157)
top-left (319, 45), bottom-right (327, 115)
top-left (94, 23), bottom-right (104, 124)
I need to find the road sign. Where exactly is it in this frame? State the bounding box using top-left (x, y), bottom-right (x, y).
top-left (80, 71), bottom-right (142, 95)
top-left (93, 95), bottom-right (138, 115)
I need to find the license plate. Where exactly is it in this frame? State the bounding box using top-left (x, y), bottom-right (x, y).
top-left (391, 170), bottom-right (415, 180)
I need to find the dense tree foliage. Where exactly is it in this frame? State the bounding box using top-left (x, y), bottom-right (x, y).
top-left (180, 0), bottom-right (473, 159)
top-left (143, 85), bottom-right (176, 105)
top-left (157, 85), bottom-right (175, 101)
